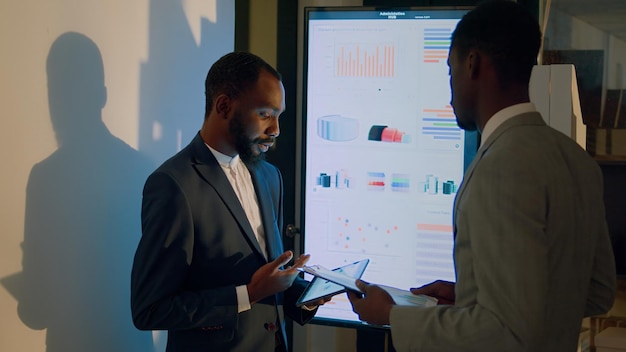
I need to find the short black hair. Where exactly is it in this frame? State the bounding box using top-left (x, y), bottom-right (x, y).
top-left (451, 0), bottom-right (541, 88)
top-left (204, 52), bottom-right (281, 116)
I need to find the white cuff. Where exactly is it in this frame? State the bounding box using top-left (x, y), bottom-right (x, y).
top-left (236, 285), bottom-right (251, 313)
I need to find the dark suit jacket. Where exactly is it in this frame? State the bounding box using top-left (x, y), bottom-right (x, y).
top-left (131, 133), bottom-right (315, 352)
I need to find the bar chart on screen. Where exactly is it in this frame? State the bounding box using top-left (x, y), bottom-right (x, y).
top-left (335, 42), bottom-right (396, 78)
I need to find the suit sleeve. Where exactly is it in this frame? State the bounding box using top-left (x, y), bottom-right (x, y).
top-left (391, 150), bottom-right (549, 351)
top-left (584, 183), bottom-right (616, 317)
top-left (265, 165), bottom-right (318, 325)
top-left (131, 171), bottom-right (239, 331)
top-left (284, 277), bottom-right (317, 325)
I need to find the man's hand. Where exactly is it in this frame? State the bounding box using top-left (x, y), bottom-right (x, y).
top-left (247, 251), bottom-right (310, 304)
top-left (410, 280), bottom-right (455, 305)
top-left (302, 296), bottom-right (333, 311)
top-left (347, 280), bottom-right (395, 326)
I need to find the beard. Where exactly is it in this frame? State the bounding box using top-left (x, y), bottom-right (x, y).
top-left (229, 112), bottom-right (268, 165)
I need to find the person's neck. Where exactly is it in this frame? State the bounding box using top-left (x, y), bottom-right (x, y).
top-left (200, 120), bottom-right (237, 157)
top-left (478, 87), bottom-right (530, 132)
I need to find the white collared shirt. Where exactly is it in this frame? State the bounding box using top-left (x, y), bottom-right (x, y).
top-left (206, 144), bottom-right (267, 313)
top-left (480, 102), bottom-right (537, 145)
top-left (207, 146), bottom-right (267, 259)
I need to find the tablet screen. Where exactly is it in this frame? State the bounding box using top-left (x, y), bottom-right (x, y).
top-left (296, 276), bottom-right (345, 307)
top-left (296, 259), bottom-right (369, 307)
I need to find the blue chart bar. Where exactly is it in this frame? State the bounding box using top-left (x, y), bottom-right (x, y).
top-left (421, 117), bottom-right (462, 141)
top-left (423, 28), bottom-right (452, 50)
top-left (423, 28), bottom-right (452, 63)
top-left (391, 173), bottom-right (410, 193)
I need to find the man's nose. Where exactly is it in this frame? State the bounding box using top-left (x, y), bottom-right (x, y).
top-left (267, 116), bottom-right (280, 137)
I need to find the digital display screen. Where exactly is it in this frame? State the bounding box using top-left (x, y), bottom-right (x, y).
top-left (300, 6), bottom-right (477, 327)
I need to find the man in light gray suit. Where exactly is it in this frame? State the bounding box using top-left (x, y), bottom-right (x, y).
top-left (348, 1), bottom-right (616, 351)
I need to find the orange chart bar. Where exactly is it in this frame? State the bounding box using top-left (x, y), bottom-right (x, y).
top-left (423, 105), bottom-right (454, 114)
top-left (423, 109), bottom-right (453, 113)
top-left (417, 223), bottom-right (453, 232)
top-left (336, 44), bottom-right (395, 77)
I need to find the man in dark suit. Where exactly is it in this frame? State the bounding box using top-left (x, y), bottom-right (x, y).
top-left (348, 1), bottom-right (616, 351)
top-left (131, 52), bottom-right (320, 351)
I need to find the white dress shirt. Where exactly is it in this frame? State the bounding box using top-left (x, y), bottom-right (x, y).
top-left (480, 102), bottom-right (537, 144)
top-left (207, 144), bottom-right (267, 313)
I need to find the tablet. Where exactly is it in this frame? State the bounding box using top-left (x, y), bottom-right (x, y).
top-left (295, 259), bottom-right (369, 307)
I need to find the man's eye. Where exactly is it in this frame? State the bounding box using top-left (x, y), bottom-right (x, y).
top-left (259, 111), bottom-right (275, 119)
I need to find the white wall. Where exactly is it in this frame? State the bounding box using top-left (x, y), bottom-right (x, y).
top-left (543, 6), bottom-right (626, 156)
top-left (249, 0), bottom-right (278, 67)
top-left (0, 1), bottom-right (233, 351)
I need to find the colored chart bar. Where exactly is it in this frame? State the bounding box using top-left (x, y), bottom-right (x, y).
top-left (417, 223), bottom-right (453, 232)
top-left (336, 44), bottom-right (395, 77)
top-left (423, 28), bottom-right (452, 63)
top-left (421, 105), bottom-right (462, 141)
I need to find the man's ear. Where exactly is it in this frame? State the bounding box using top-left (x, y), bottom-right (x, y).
top-left (467, 50), bottom-right (481, 79)
top-left (214, 94), bottom-right (231, 118)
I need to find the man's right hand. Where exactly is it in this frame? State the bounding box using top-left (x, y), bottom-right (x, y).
top-left (410, 280), bottom-right (456, 305)
top-left (247, 250), bottom-right (310, 304)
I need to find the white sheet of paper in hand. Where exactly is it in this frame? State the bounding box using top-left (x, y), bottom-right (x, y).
top-left (378, 285), bottom-right (438, 307)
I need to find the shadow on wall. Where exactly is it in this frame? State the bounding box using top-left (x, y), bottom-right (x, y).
top-left (4, 32), bottom-right (155, 352)
top-left (0, 0), bottom-right (232, 350)
top-left (139, 0), bottom-right (231, 165)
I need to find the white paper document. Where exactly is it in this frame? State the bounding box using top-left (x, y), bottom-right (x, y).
top-left (300, 263), bottom-right (438, 307)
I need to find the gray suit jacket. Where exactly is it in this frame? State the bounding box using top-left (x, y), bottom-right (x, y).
top-left (131, 133), bottom-right (314, 352)
top-left (390, 112), bottom-right (615, 351)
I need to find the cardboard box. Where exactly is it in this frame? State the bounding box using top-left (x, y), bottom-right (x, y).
top-left (596, 327), bottom-right (626, 352)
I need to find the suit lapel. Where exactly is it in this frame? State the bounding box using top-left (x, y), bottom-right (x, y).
top-left (247, 165), bottom-right (281, 260)
top-left (454, 138), bottom-right (488, 212)
top-left (189, 134), bottom-right (266, 259)
top-left (454, 112), bottom-right (546, 222)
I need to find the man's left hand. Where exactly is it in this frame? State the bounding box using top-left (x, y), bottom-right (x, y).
top-left (347, 280), bottom-right (395, 326)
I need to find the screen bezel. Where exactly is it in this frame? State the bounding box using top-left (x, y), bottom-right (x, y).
top-left (299, 5), bottom-right (477, 329)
